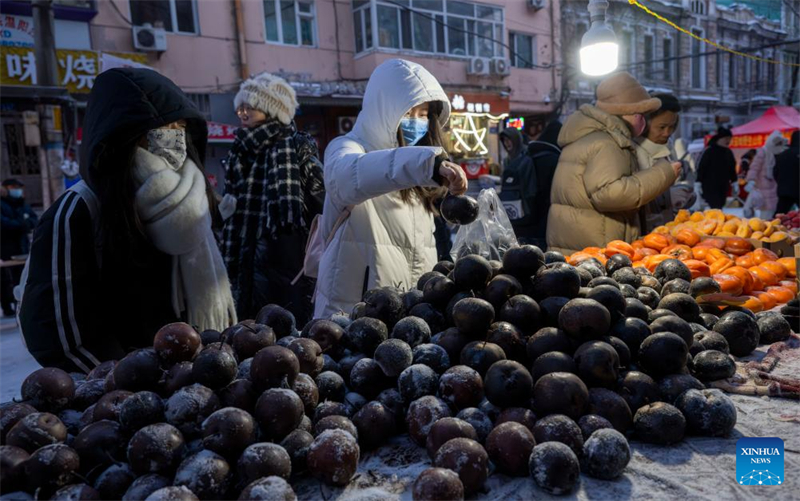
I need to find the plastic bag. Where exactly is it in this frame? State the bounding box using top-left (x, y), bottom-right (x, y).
top-left (450, 188), bottom-right (518, 262)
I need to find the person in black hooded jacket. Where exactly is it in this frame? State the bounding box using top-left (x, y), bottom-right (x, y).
top-left (499, 121), bottom-right (561, 249)
top-left (697, 127), bottom-right (737, 209)
top-left (17, 69), bottom-right (236, 373)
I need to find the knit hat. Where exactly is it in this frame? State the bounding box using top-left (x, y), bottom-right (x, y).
top-left (595, 72), bottom-right (662, 116)
top-left (234, 73), bottom-right (298, 125)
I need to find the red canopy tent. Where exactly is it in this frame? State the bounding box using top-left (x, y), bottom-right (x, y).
top-left (707, 106), bottom-right (800, 149)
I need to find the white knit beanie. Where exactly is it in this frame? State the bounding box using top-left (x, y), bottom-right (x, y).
top-left (234, 73), bottom-right (298, 125)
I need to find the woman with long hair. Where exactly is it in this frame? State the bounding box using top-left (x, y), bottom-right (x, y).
top-left (17, 68), bottom-right (236, 372)
top-left (314, 59), bottom-right (467, 318)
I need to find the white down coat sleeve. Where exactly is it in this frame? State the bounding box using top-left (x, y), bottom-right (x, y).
top-left (324, 136), bottom-right (443, 209)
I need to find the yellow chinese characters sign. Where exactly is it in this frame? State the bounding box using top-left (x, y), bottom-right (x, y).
top-left (1, 47), bottom-right (147, 93)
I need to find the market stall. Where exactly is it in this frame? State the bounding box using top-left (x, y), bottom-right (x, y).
top-left (1, 198), bottom-right (797, 501)
top-left (705, 106), bottom-right (800, 152)
top-left (446, 92), bottom-right (509, 192)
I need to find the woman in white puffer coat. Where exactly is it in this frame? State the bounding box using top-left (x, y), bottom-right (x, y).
top-left (314, 59), bottom-right (467, 318)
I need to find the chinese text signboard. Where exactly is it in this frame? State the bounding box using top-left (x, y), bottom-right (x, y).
top-left (0, 15), bottom-right (34, 47)
top-left (1, 47), bottom-right (147, 93)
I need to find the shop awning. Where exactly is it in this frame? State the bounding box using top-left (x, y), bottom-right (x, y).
top-left (706, 106), bottom-right (800, 149)
top-left (208, 122), bottom-right (238, 143)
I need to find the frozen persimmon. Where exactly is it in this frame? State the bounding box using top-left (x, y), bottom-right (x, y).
top-left (709, 257), bottom-right (734, 275)
top-left (752, 248), bottom-right (779, 265)
top-left (749, 271), bottom-right (765, 293)
top-left (759, 261), bottom-right (788, 281)
top-left (739, 296), bottom-right (764, 313)
top-left (713, 274), bottom-right (744, 297)
top-left (765, 286), bottom-right (795, 304)
top-left (749, 266), bottom-right (780, 287)
top-left (735, 253), bottom-right (756, 269)
top-left (604, 241), bottom-right (635, 259)
top-left (643, 234), bottom-right (670, 252)
top-left (676, 228), bottom-right (701, 247)
top-left (725, 266), bottom-right (755, 295)
top-left (755, 291), bottom-right (778, 311)
top-left (684, 260), bottom-right (711, 279)
top-left (777, 257), bottom-right (796, 278)
top-left (662, 245), bottom-right (693, 261)
top-left (724, 237), bottom-right (754, 256)
top-left (778, 280), bottom-right (798, 295)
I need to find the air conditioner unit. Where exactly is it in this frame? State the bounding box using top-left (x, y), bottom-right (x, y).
top-left (528, 0), bottom-right (546, 10)
top-left (338, 116), bottom-right (356, 134)
top-left (467, 57), bottom-right (490, 76)
top-left (133, 24), bottom-right (168, 52)
top-left (491, 58), bottom-right (511, 76)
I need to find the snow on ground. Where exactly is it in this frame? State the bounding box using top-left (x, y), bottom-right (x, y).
top-left (295, 339), bottom-right (800, 501)
top-left (1, 290), bottom-right (798, 500)
top-left (0, 315), bottom-right (41, 402)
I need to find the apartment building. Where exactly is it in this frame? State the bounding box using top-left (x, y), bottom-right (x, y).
top-left (561, 0), bottom-right (791, 142)
top-left (1, 0), bottom-right (562, 203)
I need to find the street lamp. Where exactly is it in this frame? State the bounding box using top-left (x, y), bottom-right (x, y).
top-left (580, 0), bottom-right (619, 76)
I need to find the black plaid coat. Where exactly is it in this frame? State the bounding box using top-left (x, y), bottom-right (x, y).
top-left (221, 122), bottom-right (324, 323)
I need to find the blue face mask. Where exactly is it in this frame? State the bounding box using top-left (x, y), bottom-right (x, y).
top-left (399, 118), bottom-right (429, 146)
top-left (8, 189), bottom-right (23, 199)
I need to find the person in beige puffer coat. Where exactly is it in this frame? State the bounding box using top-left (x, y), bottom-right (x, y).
top-left (314, 59), bottom-right (467, 318)
top-left (547, 72), bottom-right (680, 255)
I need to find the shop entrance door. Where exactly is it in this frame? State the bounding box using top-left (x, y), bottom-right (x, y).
top-left (1, 112), bottom-right (42, 206)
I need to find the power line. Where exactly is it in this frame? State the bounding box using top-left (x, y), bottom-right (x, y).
top-left (109, 0), bottom-right (133, 26)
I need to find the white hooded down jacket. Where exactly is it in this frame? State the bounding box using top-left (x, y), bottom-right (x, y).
top-left (314, 59), bottom-right (450, 318)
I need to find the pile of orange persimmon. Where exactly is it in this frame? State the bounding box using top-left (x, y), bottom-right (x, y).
top-left (568, 229), bottom-right (798, 313)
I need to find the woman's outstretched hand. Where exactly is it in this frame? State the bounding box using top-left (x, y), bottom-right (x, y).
top-left (439, 161), bottom-right (468, 196)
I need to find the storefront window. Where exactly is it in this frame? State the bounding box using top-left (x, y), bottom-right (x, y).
top-left (355, 0), bottom-right (503, 57)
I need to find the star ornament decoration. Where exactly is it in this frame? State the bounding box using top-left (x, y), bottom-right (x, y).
top-left (452, 114), bottom-right (488, 155)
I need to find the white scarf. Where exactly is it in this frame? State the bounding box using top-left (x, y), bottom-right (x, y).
top-left (133, 147), bottom-right (237, 331)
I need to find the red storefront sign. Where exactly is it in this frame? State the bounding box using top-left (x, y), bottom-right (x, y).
top-left (208, 121), bottom-right (238, 143)
top-left (446, 92), bottom-right (510, 116)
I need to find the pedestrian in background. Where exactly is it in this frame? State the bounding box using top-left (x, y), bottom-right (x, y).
top-left (635, 93), bottom-right (695, 232)
top-left (499, 120), bottom-right (561, 249)
top-left (745, 130), bottom-right (788, 219)
top-left (697, 127), bottom-right (737, 209)
top-left (1, 179), bottom-right (37, 317)
top-left (547, 72), bottom-right (680, 254)
top-left (314, 59), bottom-right (467, 318)
top-left (739, 148), bottom-right (757, 177)
top-left (18, 68), bottom-right (236, 372)
top-left (221, 73), bottom-right (325, 325)
top-left (773, 131), bottom-right (798, 215)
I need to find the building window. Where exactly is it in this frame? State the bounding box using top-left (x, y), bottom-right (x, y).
top-left (728, 53), bottom-right (736, 90)
top-left (353, 1), bottom-right (373, 53)
top-left (130, 0), bottom-right (198, 34)
top-left (691, 28), bottom-right (705, 88)
top-left (355, 0), bottom-right (504, 58)
top-left (663, 37), bottom-right (673, 82)
top-left (754, 54), bottom-right (763, 91)
top-left (620, 30), bottom-right (634, 74)
top-left (691, 0), bottom-right (705, 15)
top-left (643, 34), bottom-right (654, 77)
top-left (264, 0), bottom-right (316, 46)
top-left (509, 32), bottom-right (534, 68)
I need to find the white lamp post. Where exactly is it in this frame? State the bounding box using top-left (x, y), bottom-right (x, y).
top-left (580, 0), bottom-right (619, 76)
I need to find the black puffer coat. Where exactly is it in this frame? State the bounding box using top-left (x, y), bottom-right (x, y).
top-left (18, 69), bottom-right (210, 372)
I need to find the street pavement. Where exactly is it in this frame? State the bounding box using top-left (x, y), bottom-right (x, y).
top-left (0, 315), bottom-right (41, 402)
